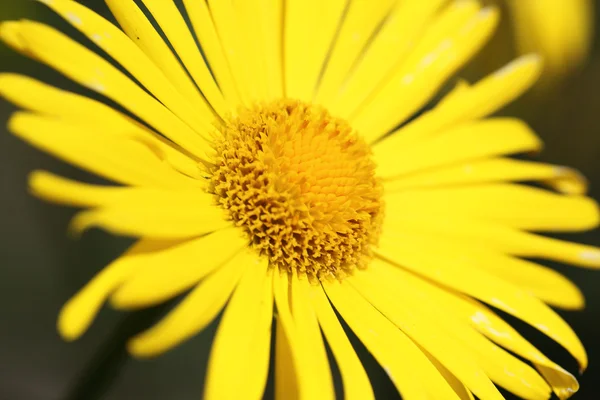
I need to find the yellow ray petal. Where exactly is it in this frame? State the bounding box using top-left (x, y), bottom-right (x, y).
top-left (104, 0), bottom-right (211, 114)
top-left (375, 54), bottom-right (542, 149)
top-left (376, 234), bottom-right (588, 371)
top-left (310, 285), bottom-right (374, 400)
top-left (314, 0), bottom-right (395, 105)
top-left (110, 228), bottom-right (247, 308)
top-left (275, 317), bottom-right (299, 400)
top-left (127, 249), bottom-right (248, 358)
top-left (361, 262), bottom-right (552, 399)
top-left (273, 272), bottom-right (334, 400)
top-left (182, 0), bottom-right (241, 106)
top-left (380, 228), bottom-right (584, 309)
top-left (9, 113), bottom-right (191, 188)
top-left (35, 0), bottom-right (213, 132)
top-left (354, 6), bottom-right (499, 143)
top-left (138, 0), bottom-right (228, 116)
top-left (425, 354), bottom-right (474, 400)
top-left (0, 74), bottom-right (204, 179)
top-left (348, 271), bottom-right (512, 400)
top-left (284, 0), bottom-right (346, 101)
top-left (257, 0), bottom-right (284, 99)
top-left (1, 21), bottom-right (211, 157)
top-left (383, 213), bottom-right (600, 269)
top-left (438, 293), bottom-right (580, 399)
top-left (374, 118), bottom-right (542, 179)
top-left (383, 158), bottom-right (587, 195)
top-left (324, 280), bottom-right (463, 400)
top-left (69, 194), bottom-right (230, 239)
top-left (326, 0), bottom-right (452, 117)
top-left (58, 239), bottom-right (180, 340)
top-left (205, 257), bottom-right (272, 400)
top-left (385, 183), bottom-right (599, 232)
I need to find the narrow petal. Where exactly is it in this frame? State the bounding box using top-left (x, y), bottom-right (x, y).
top-left (139, 0), bottom-right (228, 116)
top-left (324, 281), bottom-right (463, 400)
top-left (205, 257), bottom-right (273, 400)
top-left (256, 0), bottom-right (284, 99)
top-left (425, 354), bottom-right (474, 400)
top-left (383, 158), bottom-right (586, 195)
top-left (314, 0), bottom-right (396, 105)
top-left (9, 113), bottom-right (192, 188)
top-left (284, 0), bottom-right (346, 101)
top-left (275, 318), bottom-right (299, 400)
top-left (272, 272), bottom-right (334, 400)
top-left (127, 249), bottom-right (248, 357)
top-left (35, 0), bottom-right (214, 131)
top-left (58, 239), bottom-right (179, 340)
top-left (376, 233), bottom-right (588, 370)
top-left (353, 5), bottom-right (499, 142)
top-left (383, 213), bottom-right (600, 269)
top-left (385, 183), bottom-right (599, 232)
top-left (0, 74), bottom-right (203, 179)
top-left (374, 55), bottom-right (542, 149)
top-left (70, 195), bottom-right (230, 239)
top-left (1, 21), bottom-right (211, 157)
top-left (182, 0), bottom-right (241, 105)
top-left (110, 228), bottom-right (247, 308)
top-left (380, 228), bottom-right (585, 309)
top-left (105, 0), bottom-right (211, 113)
top-left (359, 262), bottom-right (552, 399)
top-left (326, 0), bottom-right (453, 117)
top-left (374, 118), bottom-right (542, 179)
top-left (310, 285), bottom-right (374, 400)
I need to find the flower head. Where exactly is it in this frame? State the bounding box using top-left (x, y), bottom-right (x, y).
top-left (2, 0), bottom-right (599, 399)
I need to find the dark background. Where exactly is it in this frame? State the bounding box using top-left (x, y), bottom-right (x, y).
top-left (1, 1), bottom-right (599, 399)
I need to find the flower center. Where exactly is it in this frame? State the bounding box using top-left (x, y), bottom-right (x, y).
top-left (209, 100), bottom-right (383, 280)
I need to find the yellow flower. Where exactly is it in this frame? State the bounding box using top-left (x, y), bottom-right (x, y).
top-left (1, 0), bottom-right (599, 399)
top-left (505, 0), bottom-right (593, 85)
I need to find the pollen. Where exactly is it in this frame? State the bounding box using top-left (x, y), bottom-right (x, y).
top-left (208, 100), bottom-right (383, 280)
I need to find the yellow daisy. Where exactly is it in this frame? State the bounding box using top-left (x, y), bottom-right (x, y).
top-left (2, 0), bottom-right (599, 399)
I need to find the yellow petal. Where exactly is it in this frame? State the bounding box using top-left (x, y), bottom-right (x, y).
top-left (275, 317), bottom-right (299, 400)
top-left (383, 158), bottom-right (586, 195)
top-left (9, 113), bottom-right (191, 188)
top-left (182, 0), bottom-right (241, 105)
top-left (376, 233), bottom-right (588, 370)
top-left (383, 213), bottom-right (600, 269)
top-left (128, 249), bottom-right (248, 358)
top-left (255, 0), bottom-right (284, 100)
top-left (314, 0), bottom-right (396, 105)
top-left (0, 74), bottom-right (203, 179)
top-left (57, 239), bottom-right (178, 340)
top-left (375, 54), bottom-right (542, 149)
top-left (380, 228), bottom-right (584, 310)
top-left (104, 0), bottom-right (211, 113)
top-left (425, 354), bottom-right (474, 400)
top-left (374, 118), bottom-right (542, 179)
top-left (385, 183), bottom-right (599, 232)
top-left (273, 272), bottom-right (334, 400)
top-left (324, 280), bottom-right (463, 400)
top-left (326, 0), bottom-right (452, 117)
top-left (138, 0), bottom-right (228, 116)
top-left (1, 21), bottom-right (211, 157)
top-left (361, 261), bottom-right (552, 399)
top-left (310, 285), bottom-right (374, 400)
top-left (354, 5), bottom-right (499, 142)
top-left (205, 257), bottom-right (272, 400)
top-left (284, 0), bottom-right (346, 101)
top-left (35, 0), bottom-right (213, 132)
top-left (110, 228), bottom-right (247, 308)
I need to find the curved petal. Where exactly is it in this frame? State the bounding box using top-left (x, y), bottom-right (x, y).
top-left (205, 256), bottom-right (273, 400)
top-left (110, 228), bottom-right (247, 308)
top-left (128, 249), bottom-right (248, 358)
top-left (324, 280), bottom-right (463, 400)
top-left (374, 118), bottom-right (542, 179)
top-left (310, 285), bottom-right (374, 400)
top-left (376, 232), bottom-right (588, 370)
top-left (383, 158), bottom-right (587, 195)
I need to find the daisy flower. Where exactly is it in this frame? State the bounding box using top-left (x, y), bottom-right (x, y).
top-left (2, 0), bottom-right (600, 399)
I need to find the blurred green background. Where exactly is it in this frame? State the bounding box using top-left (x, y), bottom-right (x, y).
top-left (1, 1), bottom-right (599, 399)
